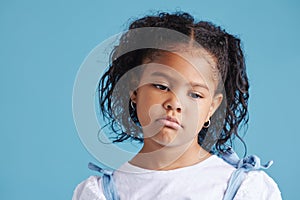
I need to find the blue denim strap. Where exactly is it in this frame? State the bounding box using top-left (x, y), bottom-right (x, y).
top-left (88, 162), bottom-right (120, 200)
top-left (221, 148), bottom-right (273, 200)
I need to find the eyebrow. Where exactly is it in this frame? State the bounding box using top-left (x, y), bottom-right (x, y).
top-left (150, 71), bottom-right (209, 90)
top-left (189, 82), bottom-right (209, 90)
top-left (150, 71), bottom-right (172, 80)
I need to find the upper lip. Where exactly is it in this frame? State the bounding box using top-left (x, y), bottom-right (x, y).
top-left (158, 116), bottom-right (182, 127)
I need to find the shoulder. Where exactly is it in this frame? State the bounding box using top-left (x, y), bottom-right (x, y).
top-left (207, 155), bottom-right (236, 176)
top-left (72, 176), bottom-right (106, 200)
top-left (234, 170), bottom-right (282, 200)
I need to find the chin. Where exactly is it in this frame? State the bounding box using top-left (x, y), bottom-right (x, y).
top-left (153, 134), bottom-right (176, 146)
top-left (152, 131), bottom-right (190, 148)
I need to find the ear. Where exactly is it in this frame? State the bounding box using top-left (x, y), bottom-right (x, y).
top-left (206, 93), bottom-right (223, 121)
top-left (129, 90), bottom-right (137, 103)
top-left (129, 76), bottom-right (139, 103)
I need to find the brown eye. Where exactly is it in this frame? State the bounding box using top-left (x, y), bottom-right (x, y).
top-left (152, 84), bottom-right (170, 91)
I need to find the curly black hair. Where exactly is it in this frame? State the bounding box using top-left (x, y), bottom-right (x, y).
top-left (98, 11), bottom-right (249, 154)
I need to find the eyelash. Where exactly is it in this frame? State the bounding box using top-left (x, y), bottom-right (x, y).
top-left (153, 83), bottom-right (170, 91)
top-left (188, 92), bottom-right (203, 99)
top-left (152, 84), bottom-right (203, 99)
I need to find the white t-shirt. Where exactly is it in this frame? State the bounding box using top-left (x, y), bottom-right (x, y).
top-left (72, 155), bottom-right (282, 200)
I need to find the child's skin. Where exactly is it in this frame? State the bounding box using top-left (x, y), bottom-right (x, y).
top-left (72, 12), bottom-right (282, 200)
top-left (129, 50), bottom-right (223, 170)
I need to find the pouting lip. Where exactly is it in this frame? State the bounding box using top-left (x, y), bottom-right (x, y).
top-left (156, 116), bottom-right (182, 128)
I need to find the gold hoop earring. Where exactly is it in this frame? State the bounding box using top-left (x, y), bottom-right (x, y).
top-left (203, 119), bottom-right (211, 128)
top-left (130, 101), bottom-right (136, 109)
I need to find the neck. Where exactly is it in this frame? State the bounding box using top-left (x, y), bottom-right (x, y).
top-left (129, 138), bottom-right (211, 170)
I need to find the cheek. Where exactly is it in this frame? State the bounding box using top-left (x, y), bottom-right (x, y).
top-left (135, 95), bottom-right (160, 126)
top-left (184, 101), bottom-right (211, 132)
top-left (136, 101), bottom-right (150, 126)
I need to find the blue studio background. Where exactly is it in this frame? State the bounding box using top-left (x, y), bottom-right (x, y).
top-left (1, 0), bottom-right (299, 199)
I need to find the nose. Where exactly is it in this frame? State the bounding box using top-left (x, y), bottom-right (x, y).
top-left (163, 93), bottom-right (182, 113)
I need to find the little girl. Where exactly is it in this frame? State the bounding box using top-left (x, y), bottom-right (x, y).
top-left (72, 12), bottom-right (282, 200)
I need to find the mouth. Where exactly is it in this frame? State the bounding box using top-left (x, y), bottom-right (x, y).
top-left (156, 116), bottom-right (182, 130)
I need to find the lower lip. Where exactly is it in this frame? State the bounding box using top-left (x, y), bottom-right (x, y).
top-left (157, 119), bottom-right (181, 130)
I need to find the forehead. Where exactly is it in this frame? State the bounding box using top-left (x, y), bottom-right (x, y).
top-left (141, 51), bottom-right (218, 90)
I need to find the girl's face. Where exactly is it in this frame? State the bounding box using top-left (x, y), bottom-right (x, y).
top-left (131, 51), bottom-right (223, 148)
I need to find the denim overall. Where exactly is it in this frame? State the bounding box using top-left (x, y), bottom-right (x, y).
top-left (88, 147), bottom-right (273, 200)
